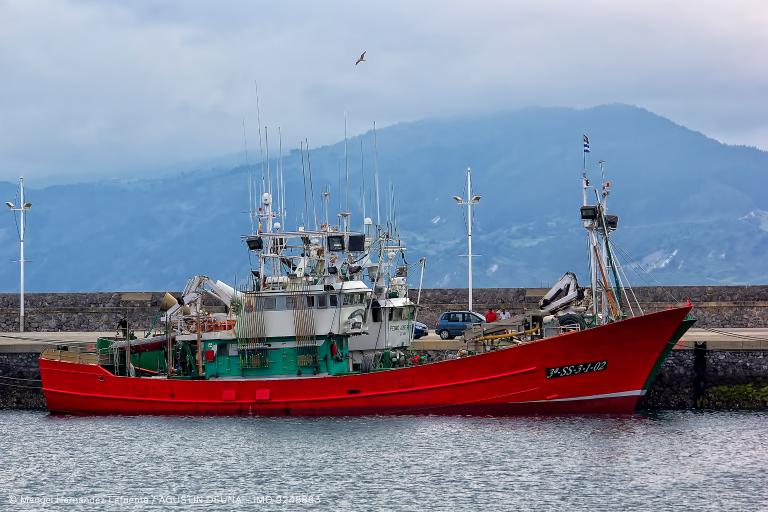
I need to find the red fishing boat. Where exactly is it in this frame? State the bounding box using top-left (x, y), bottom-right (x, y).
top-left (39, 140), bottom-right (694, 415)
top-left (40, 304), bottom-right (691, 415)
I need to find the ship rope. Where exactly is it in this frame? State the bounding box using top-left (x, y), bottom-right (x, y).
top-left (0, 375), bottom-right (42, 384)
top-left (608, 241), bottom-right (681, 304)
top-left (0, 381), bottom-right (42, 389)
top-left (600, 241), bottom-right (768, 344)
top-left (610, 240), bottom-right (642, 316)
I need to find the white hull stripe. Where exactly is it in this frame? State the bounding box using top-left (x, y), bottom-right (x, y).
top-left (510, 389), bottom-right (646, 404)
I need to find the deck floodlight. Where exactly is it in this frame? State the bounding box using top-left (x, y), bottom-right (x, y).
top-left (5, 202), bottom-right (13, 209)
top-left (471, 195), bottom-right (482, 203)
top-left (23, 202), bottom-right (31, 209)
top-left (452, 196), bottom-right (463, 203)
top-left (246, 236), bottom-right (263, 251)
top-left (580, 206), bottom-right (598, 220)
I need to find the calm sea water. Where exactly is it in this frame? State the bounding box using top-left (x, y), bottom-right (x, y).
top-left (0, 411), bottom-right (766, 511)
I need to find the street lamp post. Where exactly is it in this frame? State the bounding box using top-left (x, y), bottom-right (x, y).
top-left (453, 167), bottom-right (481, 311)
top-left (6, 177), bottom-right (32, 332)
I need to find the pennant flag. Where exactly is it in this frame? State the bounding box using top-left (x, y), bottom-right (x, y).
top-left (583, 134), bottom-right (590, 153)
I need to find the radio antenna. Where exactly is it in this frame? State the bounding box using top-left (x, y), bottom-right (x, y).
top-left (254, 81), bottom-right (265, 197)
top-left (278, 127), bottom-right (285, 227)
top-left (300, 140), bottom-right (309, 228)
top-left (242, 118), bottom-right (254, 232)
top-left (373, 121), bottom-right (381, 226)
top-left (306, 138), bottom-right (318, 230)
top-left (344, 112), bottom-right (349, 217)
top-left (360, 138), bottom-right (366, 228)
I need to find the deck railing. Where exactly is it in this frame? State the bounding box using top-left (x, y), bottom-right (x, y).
top-left (40, 348), bottom-right (104, 365)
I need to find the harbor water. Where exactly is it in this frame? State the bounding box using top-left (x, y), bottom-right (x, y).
top-left (1, 411), bottom-right (766, 511)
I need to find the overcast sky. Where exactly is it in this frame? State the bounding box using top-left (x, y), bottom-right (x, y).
top-left (1, 0), bottom-right (766, 183)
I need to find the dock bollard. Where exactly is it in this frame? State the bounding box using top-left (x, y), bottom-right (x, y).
top-left (693, 341), bottom-right (707, 408)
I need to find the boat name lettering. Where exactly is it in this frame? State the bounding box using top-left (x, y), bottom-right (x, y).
top-left (545, 360), bottom-right (607, 379)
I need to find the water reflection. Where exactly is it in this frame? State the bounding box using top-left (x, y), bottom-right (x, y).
top-left (2, 411), bottom-right (766, 511)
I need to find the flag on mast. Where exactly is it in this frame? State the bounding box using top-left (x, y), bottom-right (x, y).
top-left (583, 134), bottom-right (590, 153)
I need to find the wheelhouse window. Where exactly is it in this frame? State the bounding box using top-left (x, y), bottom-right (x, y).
top-left (263, 297), bottom-right (276, 310)
top-left (317, 295), bottom-right (327, 308)
top-left (329, 294), bottom-right (338, 307)
top-left (306, 295), bottom-right (315, 308)
top-left (327, 235), bottom-right (345, 251)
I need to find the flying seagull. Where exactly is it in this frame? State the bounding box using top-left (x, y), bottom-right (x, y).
top-left (355, 51), bottom-right (366, 65)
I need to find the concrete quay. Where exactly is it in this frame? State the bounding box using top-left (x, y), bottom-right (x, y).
top-left (0, 332), bottom-right (112, 353)
top-left (1, 328), bottom-right (766, 354)
top-left (411, 328), bottom-right (768, 351)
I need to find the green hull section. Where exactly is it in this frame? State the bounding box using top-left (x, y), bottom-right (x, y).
top-left (203, 336), bottom-right (350, 378)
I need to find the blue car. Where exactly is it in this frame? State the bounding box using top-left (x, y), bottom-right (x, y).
top-left (413, 321), bottom-right (428, 339)
top-left (434, 311), bottom-right (485, 340)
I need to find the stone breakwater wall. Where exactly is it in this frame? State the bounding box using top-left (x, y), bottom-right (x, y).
top-left (639, 348), bottom-right (768, 409)
top-left (409, 285), bottom-right (768, 328)
top-left (0, 285), bottom-right (765, 333)
top-left (2, 348), bottom-right (766, 411)
top-left (0, 292), bottom-right (222, 333)
top-left (0, 352), bottom-right (46, 410)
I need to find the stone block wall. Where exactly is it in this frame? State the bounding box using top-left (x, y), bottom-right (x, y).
top-left (0, 292), bottom-right (224, 333)
top-left (0, 352), bottom-right (45, 410)
top-left (0, 285), bottom-right (765, 333)
top-left (409, 285), bottom-right (768, 328)
top-left (640, 349), bottom-right (768, 410)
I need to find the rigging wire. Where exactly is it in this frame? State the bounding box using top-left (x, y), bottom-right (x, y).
top-left (697, 327), bottom-right (768, 342)
top-left (607, 242), bottom-right (768, 343)
top-left (609, 241), bottom-right (681, 303)
top-left (0, 381), bottom-right (42, 389)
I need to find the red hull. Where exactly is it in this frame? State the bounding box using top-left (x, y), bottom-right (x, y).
top-left (40, 306), bottom-right (690, 416)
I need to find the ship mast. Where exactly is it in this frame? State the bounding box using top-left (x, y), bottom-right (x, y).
top-left (581, 136), bottom-right (622, 324)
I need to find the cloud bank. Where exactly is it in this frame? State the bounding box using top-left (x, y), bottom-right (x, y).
top-left (0, 0), bottom-right (766, 182)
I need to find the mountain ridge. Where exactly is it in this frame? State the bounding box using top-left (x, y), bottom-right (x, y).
top-left (1, 104), bottom-right (766, 291)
